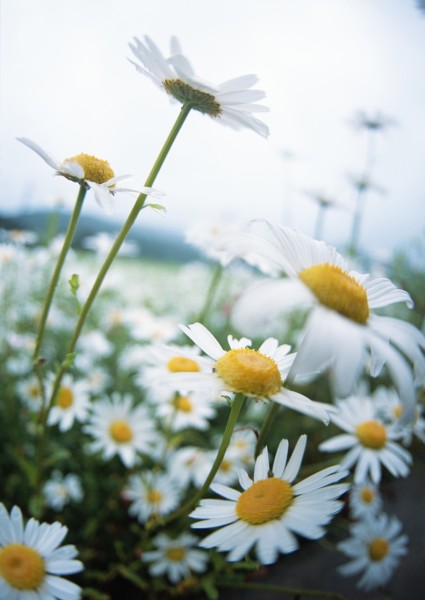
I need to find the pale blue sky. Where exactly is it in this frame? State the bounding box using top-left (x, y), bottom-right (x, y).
top-left (1, 0), bottom-right (424, 257)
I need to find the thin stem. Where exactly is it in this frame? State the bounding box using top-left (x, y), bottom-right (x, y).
top-left (219, 580), bottom-right (348, 600)
top-left (32, 184), bottom-right (87, 361)
top-left (48, 104), bottom-right (192, 410)
top-left (255, 402), bottom-right (280, 457)
top-left (197, 262), bottom-right (224, 324)
top-left (159, 393), bottom-right (245, 527)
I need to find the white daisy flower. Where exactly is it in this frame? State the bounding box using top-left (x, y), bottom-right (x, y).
top-left (0, 503), bottom-right (83, 599)
top-left (17, 137), bottom-right (162, 214)
top-left (43, 471), bottom-right (84, 511)
top-left (47, 375), bottom-right (91, 432)
top-left (349, 479), bottom-right (383, 520)
top-left (230, 222), bottom-right (424, 424)
top-left (153, 389), bottom-right (217, 431)
top-left (84, 394), bottom-right (156, 468)
top-left (374, 386), bottom-right (425, 446)
top-left (142, 532), bottom-right (208, 583)
top-left (161, 323), bottom-right (336, 424)
top-left (190, 435), bottom-right (349, 565)
top-left (16, 374), bottom-right (43, 412)
top-left (337, 512), bottom-right (408, 591)
top-left (128, 36), bottom-right (269, 137)
top-left (168, 446), bottom-right (212, 490)
top-left (319, 395), bottom-right (412, 483)
top-left (123, 471), bottom-right (181, 524)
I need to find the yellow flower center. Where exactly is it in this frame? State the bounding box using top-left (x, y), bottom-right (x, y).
top-left (392, 404), bottom-right (403, 419)
top-left (174, 395), bottom-right (193, 413)
top-left (219, 459), bottom-right (232, 473)
top-left (299, 263), bottom-right (370, 324)
top-left (167, 356), bottom-right (200, 373)
top-left (0, 544), bottom-right (45, 590)
top-left (236, 478), bottom-right (294, 525)
top-left (215, 348), bottom-right (282, 397)
top-left (56, 386), bottom-right (74, 409)
top-left (109, 419), bottom-right (133, 443)
top-left (356, 420), bottom-right (387, 449)
top-left (368, 538), bottom-right (390, 561)
top-left (360, 488), bottom-right (375, 504)
top-left (66, 153), bottom-right (115, 184)
top-left (165, 547), bottom-right (186, 562)
top-left (163, 79), bottom-right (222, 116)
top-left (28, 383), bottom-right (41, 398)
top-left (146, 489), bottom-right (163, 504)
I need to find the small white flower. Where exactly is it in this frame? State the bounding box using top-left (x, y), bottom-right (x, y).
top-left (17, 137), bottom-right (162, 214)
top-left (230, 222), bottom-right (424, 423)
top-left (0, 503), bottom-right (83, 599)
top-left (84, 394), bottom-right (156, 467)
top-left (142, 533), bottom-right (208, 583)
top-left (47, 375), bottom-right (91, 432)
top-left (190, 435), bottom-right (349, 565)
top-left (152, 389), bottom-right (217, 431)
top-left (374, 386), bottom-right (425, 446)
top-left (43, 471), bottom-right (84, 511)
top-left (160, 322), bottom-right (336, 424)
top-left (123, 471), bottom-right (181, 524)
top-left (129, 36), bottom-right (269, 137)
top-left (338, 512), bottom-right (408, 591)
top-left (319, 395), bottom-right (412, 483)
top-left (349, 479), bottom-right (383, 520)
top-left (168, 446), bottom-right (212, 490)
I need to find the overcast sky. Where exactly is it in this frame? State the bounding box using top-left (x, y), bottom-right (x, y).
top-left (1, 0), bottom-right (425, 257)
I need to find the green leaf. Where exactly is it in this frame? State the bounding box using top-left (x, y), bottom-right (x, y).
top-left (63, 352), bottom-right (76, 368)
top-left (145, 203), bottom-right (166, 215)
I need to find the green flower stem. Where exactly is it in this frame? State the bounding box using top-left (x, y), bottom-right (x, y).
top-left (158, 393), bottom-right (245, 527)
top-left (255, 402), bottom-right (280, 458)
top-left (47, 104), bottom-right (192, 412)
top-left (197, 262), bottom-right (224, 324)
top-left (32, 183), bottom-right (87, 362)
top-left (219, 580), bottom-right (348, 599)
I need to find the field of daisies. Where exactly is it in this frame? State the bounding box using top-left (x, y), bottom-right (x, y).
top-left (1, 35), bottom-right (425, 600)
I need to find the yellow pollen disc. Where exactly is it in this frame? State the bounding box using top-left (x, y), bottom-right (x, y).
top-left (299, 263), bottom-right (370, 324)
top-left (356, 420), bottom-right (387, 449)
top-left (368, 538), bottom-right (390, 561)
top-left (215, 349), bottom-right (282, 397)
top-left (66, 153), bottom-right (115, 184)
top-left (146, 489), bottom-right (163, 504)
top-left (0, 544), bottom-right (45, 590)
top-left (163, 79), bottom-right (222, 116)
top-left (236, 478), bottom-right (293, 525)
top-left (28, 383), bottom-right (41, 398)
top-left (109, 419), bottom-right (133, 443)
top-left (360, 488), bottom-right (375, 504)
top-left (56, 386), bottom-right (74, 409)
top-left (219, 459), bottom-right (232, 473)
top-left (174, 395), bottom-right (193, 413)
top-left (165, 547), bottom-right (186, 562)
top-left (167, 356), bottom-right (200, 373)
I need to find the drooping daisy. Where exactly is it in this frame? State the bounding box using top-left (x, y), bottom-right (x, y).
top-left (190, 435), bottom-right (349, 565)
top-left (43, 471), bottom-right (84, 512)
top-left (122, 471), bottom-right (181, 524)
top-left (128, 36), bottom-right (269, 137)
top-left (348, 479), bottom-right (383, 520)
top-left (142, 533), bottom-right (208, 583)
top-left (337, 512), bottom-right (408, 591)
top-left (84, 394), bottom-right (156, 467)
top-left (319, 395), bottom-right (412, 483)
top-left (47, 375), bottom-right (91, 432)
top-left (17, 137), bottom-right (161, 214)
top-left (152, 389), bottom-right (217, 431)
top-left (159, 323), bottom-right (336, 424)
top-left (229, 221), bottom-right (424, 423)
top-left (0, 503), bottom-right (83, 599)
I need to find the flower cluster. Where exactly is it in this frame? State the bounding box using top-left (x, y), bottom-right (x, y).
top-left (1, 31), bottom-right (424, 600)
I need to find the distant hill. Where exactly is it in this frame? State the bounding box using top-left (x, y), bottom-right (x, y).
top-left (0, 209), bottom-right (202, 263)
